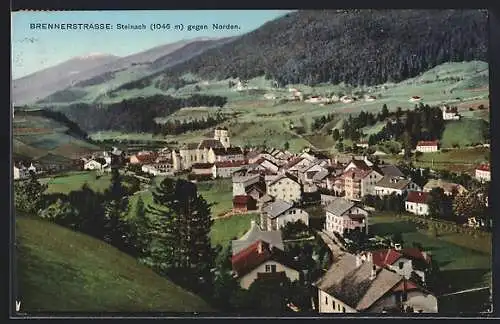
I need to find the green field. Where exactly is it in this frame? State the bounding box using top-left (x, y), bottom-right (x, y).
top-left (440, 118), bottom-right (489, 148)
top-left (43, 171), bottom-right (112, 194)
top-left (210, 214), bottom-right (259, 248)
top-left (16, 215), bottom-right (213, 312)
top-left (369, 214), bottom-right (491, 293)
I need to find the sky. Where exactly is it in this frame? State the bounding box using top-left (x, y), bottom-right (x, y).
top-left (11, 10), bottom-right (293, 79)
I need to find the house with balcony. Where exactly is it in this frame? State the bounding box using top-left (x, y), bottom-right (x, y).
top-left (324, 198), bottom-right (369, 236)
top-left (260, 199), bottom-right (309, 231)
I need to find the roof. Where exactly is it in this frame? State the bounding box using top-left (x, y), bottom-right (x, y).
top-left (215, 160), bottom-right (247, 168)
top-left (258, 194), bottom-right (274, 203)
top-left (313, 169), bottom-right (330, 181)
top-left (284, 157), bottom-right (307, 170)
top-left (416, 140), bottom-right (439, 147)
top-left (406, 191), bottom-right (429, 204)
top-left (231, 240), bottom-right (298, 277)
top-left (325, 198), bottom-right (356, 216)
top-left (132, 153), bottom-right (158, 163)
top-left (215, 126), bottom-right (228, 131)
top-left (477, 164), bottom-right (490, 172)
top-left (262, 200), bottom-right (293, 218)
top-left (232, 221), bottom-right (284, 255)
top-left (370, 248), bottom-right (431, 269)
top-left (342, 169), bottom-right (372, 181)
top-left (191, 163), bottom-right (215, 169)
top-left (183, 143), bottom-right (200, 150)
top-left (212, 147), bottom-right (244, 156)
top-left (198, 139), bottom-right (224, 149)
top-left (423, 179), bottom-right (466, 193)
top-left (297, 160), bottom-right (323, 173)
top-left (315, 253), bottom-right (404, 311)
top-left (268, 173), bottom-right (300, 187)
top-left (375, 176), bottom-right (411, 190)
top-left (245, 181), bottom-right (266, 194)
top-left (378, 164), bottom-right (404, 178)
top-left (246, 150), bottom-right (263, 160)
top-left (347, 159), bottom-right (372, 171)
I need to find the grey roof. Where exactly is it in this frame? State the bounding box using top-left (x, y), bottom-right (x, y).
top-left (313, 169), bottom-right (330, 181)
top-left (182, 143), bottom-right (199, 150)
top-left (262, 199), bottom-right (293, 218)
top-left (298, 160), bottom-right (322, 173)
top-left (268, 173), bottom-right (300, 187)
top-left (325, 198), bottom-right (356, 216)
top-left (315, 253), bottom-right (403, 311)
top-left (375, 176), bottom-right (411, 190)
top-left (198, 139), bottom-right (224, 149)
top-left (379, 164), bottom-right (405, 178)
top-left (258, 194), bottom-right (274, 203)
top-left (231, 221), bottom-right (284, 255)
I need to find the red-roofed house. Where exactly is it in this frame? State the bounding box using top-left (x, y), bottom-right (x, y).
top-left (362, 248), bottom-right (432, 284)
top-left (233, 195), bottom-right (257, 212)
top-left (415, 141), bottom-right (439, 153)
top-left (475, 163), bottom-right (490, 182)
top-left (231, 240), bottom-right (300, 289)
top-left (405, 191), bottom-right (429, 216)
top-left (129, 152), bottom-right (159, 165)
top-left (212, 160), bottom-right (247, 178)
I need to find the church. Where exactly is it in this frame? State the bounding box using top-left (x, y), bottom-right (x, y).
top-left (172, 127), bottom-right (245, 171)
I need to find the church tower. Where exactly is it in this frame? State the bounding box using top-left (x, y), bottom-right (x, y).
top-left (214, 127), bottom-right (230, 148)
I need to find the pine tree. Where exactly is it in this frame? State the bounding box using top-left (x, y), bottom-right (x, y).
top-left (14, 172), bottom-right (48, 215)
top-left (131, 196), bottom-right (149, 256)
top-left (39, 198), bottom-right (80, 230)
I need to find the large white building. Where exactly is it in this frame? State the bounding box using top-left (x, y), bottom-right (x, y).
top-left (415, 141), bottom-right (439, 153)
top-left (475, 164), bottom-right (490, 182)
top-left (441, 106), bottom-right (460, 121)
top-left (266, 174), bottom-right (302, 203)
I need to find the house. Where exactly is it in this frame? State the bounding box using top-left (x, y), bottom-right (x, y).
top-left (305, 96), bottom-right (325, 104)
top-left (375, 177), bottom-right (421, 197)
top-left (246, 149), bottom-right (266, 164)
top-left (129, 151), bottom-right (158, 165)
top-left (13, 164), bottom-right (29, 180)
top-left (364, 248), bottom-right (432, 284)
top-left (141, 159), bottom-right (175, 176)
top-left (84, 158), bottom-right (107, 171)
top-left (245, 181), bottom-right (267, 201)
top-left (405, 191), bottom-right (429, 216)
top-left (191, 163), bottom-right (214, 176)
top-left (266, 173), bottom-right (302, 203)
top-left (208, 147), bottom-right (245, 163)
top-left (281, 157), bottom-right (312, 177)
top-left (315, 253), bottom-right (438, 313)
top-left (110, 147), bottom-right (126, 166)
top-left (365, 95), bottom-right (377, 102)
top-left (260, 200), bottom-right (309, 231)
top-left (340, 96), bottom-right (355, 103)
top-left (356, 141), bottom-right (369, 148)
top-left (300, 149), bottom-right (330, 163)
top-left (233, 174), bottom-right (262, 196)
top-left (298, 161), bottom-right (329, 184)
top-left (324, 198), bottom-right (369, 236)
top-left (415, 141), bottom-right (439, 153)
top-left (231, 220), bottom-right (284, 255)
top-left (233, 195), bottom-right (258, 212)
top-left (423, 179), bottom-right (467, 196)
top-left (312, 169), bottom-right (331, 188)
top-left (378, 164), bottom-right (405, 178)
top-left (231, 240), bottom-right (301, 289)
top-left (320, 194), bottom-right (337, 206)
top-left (212, 160), bottom-right (247, 178)
top-left (409, 96), bottom-right (422, 103)
top-left (254, 158), bottom-right (280, 174)
top-left (475, 164), bottom-right (490, 182)
top-left (341, 168), bottom-right (383, 201)
top-left (442, 105), bottom-right (460, 121)
top-left (343, 157), bottom-right (374, 172)
top-left (172, 127), bottom-right (230, 170)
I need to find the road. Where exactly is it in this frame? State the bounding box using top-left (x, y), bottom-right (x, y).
top-left (439, 286), bottom-right (490, 297)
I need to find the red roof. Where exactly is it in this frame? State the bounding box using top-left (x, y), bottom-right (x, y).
top-left (416, 140), bottom-right (439, 147)
top-left (231, 240), bottom-right (297, 277)
top-left (215, 160), bottom-right (247, 168)
top-left (477, 164), bottom-right (490, 172)
top-left (132, 152), bottom-right (158, 163)
top-left (391, 280), bottom-right (419, 292)
top-left (406, 191), bottom-right (429, 204)
top-left (400, 248), bottom-right (431, 264)
top-left (371, 249), bottom-right (403, 268)
top-left (233, 195), bottom-right (254, 204)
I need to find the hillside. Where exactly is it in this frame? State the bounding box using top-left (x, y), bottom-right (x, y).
top-left (33, 37), bottom-right (234, 106)
top-left (13, 109), bottom-right (101, 160)
top-left (15, 216), bottom-right (214, 312)
top-left (149, 9), bottom-right (488, 87)
top-left (13, 54), bottom-right (119, 106)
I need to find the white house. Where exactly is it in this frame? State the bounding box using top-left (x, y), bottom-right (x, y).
top-left (324, 198), bottom-right (369, 236)
top-left (340, 96), bottom-right (355, 103)
top-left (475, 164), bottom-right (490, 182)
top-left (212, 160), bottom-right (247, 178)
top-left (409, 96), bottom-right (422, 103)
top-left (260, 199), bottom-right (309, 231)
top-left (141, 160), bottom-right (175, 176)
top-left (415, 141), bottom-right (439, 153)
top-left (266, 174), bottom-right (302, 203)
top-left (315, 253), bottom-right (438, 313)
top-left (13, 165), bottom-right (29, 180)
top-left (84, 158), bottom-right (106, 171)
top-left (441, 106), bottom-right (460, 121)
top-left (405, 191), bottom-right (429, 216)
top-left (374, 177), bottom-right (421, 197)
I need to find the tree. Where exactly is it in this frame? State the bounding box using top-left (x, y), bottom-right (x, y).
top-left (453, 188), bottom-right (488, 226)
top-left (381, 104), bottom-right (389, 120)
top-left (332, 129), bottom-right (341, 141)
top-left (335, 141), bottom-right (344, 152)
top-left (130, 196), bottom-right (149, 256)
top-left (14, 173), bottom-right (48, 215)
top-left (39, 198), bottom-right (81, 229)
top-left (426, 188), bottom-right (451, 220)
top-left (401, 131), bottom-right (413, 160)
top-left (283, 141), bottom-right (290, 151)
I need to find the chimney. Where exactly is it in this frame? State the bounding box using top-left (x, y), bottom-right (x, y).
top-left (370, 265), bottom-right (377, 280)
top-left (257, 241), bottom-right (263, 254)
top-left (356, 255), bottom-right (362, 267)
top-left (367, 252), bottom-right (373, 263)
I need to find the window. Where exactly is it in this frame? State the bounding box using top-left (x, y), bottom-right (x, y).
top-left (343, 306), bottom-right (346, 313)
top-left (265, 265), bottom-right (271, 272)
top-left (332, 300), bottom-right (336, 310)
top-left (325, 296), bottom-right (328, 305)
top-left (270, 265), bottom-right (276, 272)
top-left (399, 262), bottom-right (404, 269)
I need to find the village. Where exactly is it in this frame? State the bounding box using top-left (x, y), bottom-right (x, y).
top-left (13, 119), bottom-right (491, 313)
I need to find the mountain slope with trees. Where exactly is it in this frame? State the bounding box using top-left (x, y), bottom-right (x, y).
top-left (154, 9), bottom-right (487, 87)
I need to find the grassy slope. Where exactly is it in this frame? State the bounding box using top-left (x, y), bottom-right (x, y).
top-left (43, 171), bottom-right (112, 194)
top-left (210, 214), bottom-right (259, 248)
top-left (16, 216), bottom-right (214, 312)
top-left (440, 118), bottom-right (489, 148)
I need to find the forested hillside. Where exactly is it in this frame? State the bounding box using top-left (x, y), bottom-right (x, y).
top-left (153, 9), bottom-right (488, 87)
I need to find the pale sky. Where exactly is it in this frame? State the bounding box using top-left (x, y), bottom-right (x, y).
top-left (11, 10), bottom-right (293, 79)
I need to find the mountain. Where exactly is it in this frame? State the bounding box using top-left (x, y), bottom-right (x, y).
top-left (12, 54), bottom-right (120, 106)
top-left (153, 9), bottom-right (488, 87)
top-left (16, 215), bottom-right (214, 312)
top-left (28, 37), bottom-right (235, 105)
